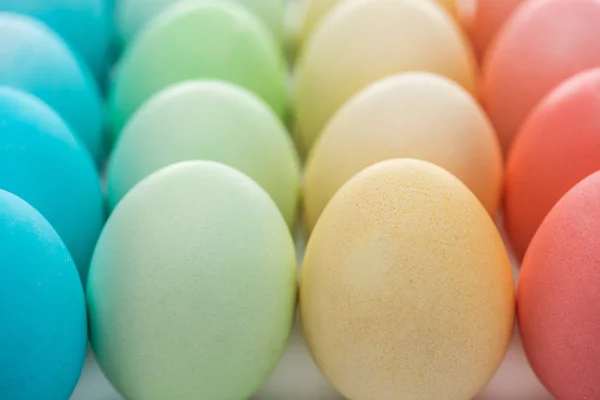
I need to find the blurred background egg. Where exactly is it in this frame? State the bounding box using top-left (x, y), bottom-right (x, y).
top-left (116, 0), bottom-right (286, 45)
top-left (107, 80), bottom-right (300, 227)
top-left (0, 0), bottom-right (111, 80)
top-left (518, 170), bottom-right (600, 400)
top-left (300, 159), bottom-right (514, 400)
top-left (0, 190), bottom-right (87, 400)
top-left (505, 68), bottom-right (600, 260)
top-left (303, 72), bottom-right (501, 234)
top-left (482, 0), bottom-right (600, 155)
top-left (0, 13), bottom-right (105, 165)
top-left (88, 161), bottom-right (297, 400)
top-left (294, 0), bottom-right (477, 154)
top-left (109, 1), bottom-right (288, 136)
top-left (0, 88), bottom-right (105, 282)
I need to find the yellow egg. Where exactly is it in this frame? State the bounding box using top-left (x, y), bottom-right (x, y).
top-left (294, 0), bottom-right (477, 154)
top-left (300, 159), bottom-right (514, 400)
top-left (303, 72), bottom-right (501, 234)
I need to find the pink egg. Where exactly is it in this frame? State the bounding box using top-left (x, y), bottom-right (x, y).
top-left (482, 0), bottom-right (600, 155)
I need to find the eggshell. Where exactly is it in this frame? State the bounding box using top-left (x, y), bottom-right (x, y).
top-left (300, 159), bottom-right (515, 400)
top-left (504, 68), bottom-right (600, 260)
top-left (518, 170), bottom-right (600, 400)
top-left (294, 0), bottom-right (477, 154)
top-left (0, 13), bottom-right (104, 165)
top-left (0, 88), bottom-right (105, 282)
top-left (109, 1), bottom-right (288, 136)
top-left (0, 190), bottom-right (87, 400)
top-left (303, 72), bottom-right (501, 234)
top-left (482, 0), bottom-right (600, 155)
top-left (0, 0), bottom-right (110, 79)
top-left (116, 0), bottom-right (286, 44)
top-left (88, 161), bottom-right (297, 400)
top-left (300, 0), bottom-right (460, 44)
top-left (107, 80), bottom-right (300, 227)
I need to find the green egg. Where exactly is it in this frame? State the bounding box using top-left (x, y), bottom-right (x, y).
top-left (88, 161), bottom-right (297, 400)
top-left (108, 1), bottom-right (288, 138)
top-left (107, 80), bottom-right (300, 227)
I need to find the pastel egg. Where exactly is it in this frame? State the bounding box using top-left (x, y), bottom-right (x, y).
top-left (294, 0), bottom-right (477, 153)
top-left (482, 0), bottom-right (600, 155)
top-left (505, 68), bottom-right (600, 260)
top-left (109, 1), bottom-right (288, 137)
top-left (300, 159), bottom-right (515, 400)
top-left (88, 161), bottom-right (297, 400)
top-left (0, 190), bottom-right (87, 400)
top-left (518, 170), bottom-right (600, 400)
top-left (303, 72), bottom-right (502, 234)
top-left (116, 0), bottom-right (286, 44)
top-left (0, 0), bottom-right (110, 79)
top-left (300, 0), bottom-right (460, 43)
top-left (0, 88), bottom-right (105, 282)
top-left (107, 80), bottom-right (300, 227)
top-left (0, 13), bottom-right (105, 165)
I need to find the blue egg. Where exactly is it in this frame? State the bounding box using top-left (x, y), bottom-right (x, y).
top-left (0, 190), bottom-right (87, 400)
top-left (0, 0), bottom-right (110, 80)
top-left (0, 13), bottom-right (105, 165)
top-left (0, 88), bottom-right (105, 282)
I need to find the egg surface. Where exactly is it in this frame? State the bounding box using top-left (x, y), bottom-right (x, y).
top-left (0, 13), bottom-right (105, 165)
top-left (88, 161), bottom-right (297, 400)
top-left (300, 159), bottom-right (515, 400)
top-left (0, 0), bottom-right (110, 79)
top-left (0, 190), bottom-right (87, 400)
top-left (482, 0), bottom-right (600, 155)
top-left (303, 72), bottom-right (501, 233)
top-left (107, 80), bottom-right (300, 227)
top-left (109, 1), bottom-right (288, 136)
top-left (116, 0), bottom-right (286, 44)
top-left (294, 0), bottom-right (477, 153)
top-left (505, 68), bottom-right (600, 260)
top-left (0, 88), bottom-right (105, 282)
top-left (518, 170), bottom-right (600, 400)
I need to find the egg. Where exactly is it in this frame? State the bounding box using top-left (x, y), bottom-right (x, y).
top-left (116, 0), bottom-right (286, 44)
top-left (0, 189), bottom-right (87, 399)
top-left (0, 0), bottom-right (110, 79)
top-left (294, 0), bottom-right (477, 153)
top-left (482, 0), bottom-right (600, 155)
top-left (88, 161), bottom-right (297, 400)
top-left (518, 170), bottom-right (600, 400)
top-left (0, 13), bottom-right (105, 165)
top-left (300, 159), bottom-right (515, 400)
top-left (303, 72), bottom-right (502, 234)
top-left (300, 0), bottom-right (460, 44)
top-left (109, 1), bottom-right (288, 137)
top-left (107, 80), bottom-right (300, 227)
top-left (504, 68), bottom-right (600, 260)
top-left (0, 88), bottom-right (105, 282)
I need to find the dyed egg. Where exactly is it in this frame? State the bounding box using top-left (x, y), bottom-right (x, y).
top-left (294, 0), bottom-right (477, 153)
top-left (467, 0), bottom-right (524, 60)
top-left (300, 159), bottom-right (515, 400)
top-left (0, 190), bottom-right (87, 400)
top-left (0, 88), bottom-right (105, 282)
top-left (482, 0), bottom-right (600, 155)
top-left (518, 171), bottom-right (600, 400)
top-left (300, 0), bottom-right (460, 43)
top-left (109, 1), bottom-right (288, 136)
top-left (505, 68), bottom-right (600, 260)
top-left (303, 72), bottom-right (502, 234)
top-left (107, 80), bottom-right (300, 227)
top-left (0, 13), bottom-right (104, 165)
top-left (116, 0), bottom-right (286, 44)
top-left (88, 161), bottom-right (297, 400)
top-left (0, 0), bottom-right (110, 78)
